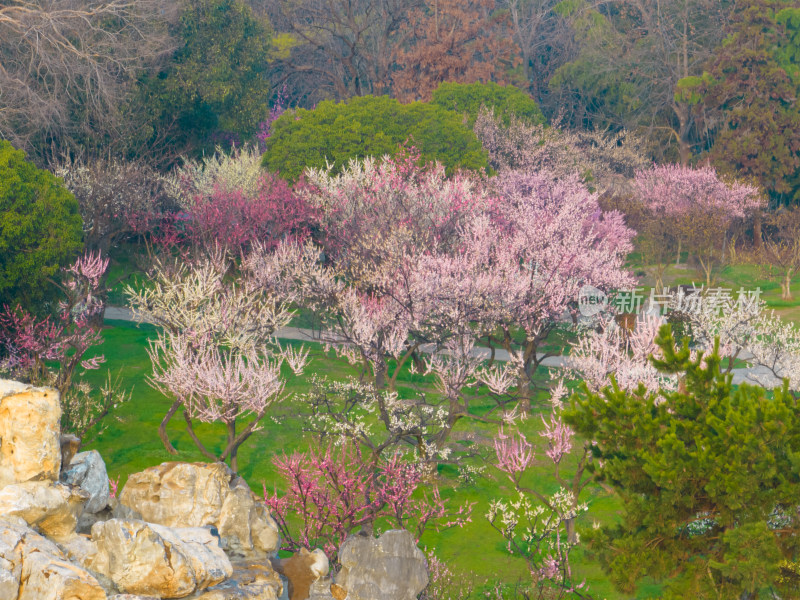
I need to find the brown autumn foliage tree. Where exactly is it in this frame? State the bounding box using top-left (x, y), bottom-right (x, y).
top-left (391, 0), bottom-right (520, 102)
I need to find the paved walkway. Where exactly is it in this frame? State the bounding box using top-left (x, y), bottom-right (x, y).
top-left (104, 307), bottom-right (780, 388)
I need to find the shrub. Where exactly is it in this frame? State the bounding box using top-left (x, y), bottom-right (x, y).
top-left (431, 81), bottom-right (546, 127)
top-left (0, 140), bottom-right (82, 309)
top-left (261, 95), bottom-right (490, 182)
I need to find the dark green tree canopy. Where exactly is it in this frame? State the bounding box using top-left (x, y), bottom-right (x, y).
top-left (565, 325), bottom-right (800, 599)
top-left (261, 95), bottom-right (490, 182)
top-left (0, 141), bottom-right (83, 310)
top-left (430, 81), bottom-right (546, 127)
top-left (132, 0), bottom-right (273, 164)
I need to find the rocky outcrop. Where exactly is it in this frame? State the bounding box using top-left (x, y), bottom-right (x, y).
top-left (0, 480), bottom-right (88, 542)
top-left (117, 463), bottom-right (279, 559)
top-left (335, 530), bottom-right (428, 600)
top-left (62, 450), bottom-right (110, 515)
top-left (0, 381), bottom-right (61, 488)
top-left (0, 516), bottom-right (106, 600)
top-left (89, 519), bottom-right (232, 598)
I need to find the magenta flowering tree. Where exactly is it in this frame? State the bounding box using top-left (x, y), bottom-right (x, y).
top-left (0, 251), bottom-right (107, 388)
top-left (634, 164), bottom-right (763, 285)
top-left (167, 145), bottom-right (316, 254)
top-left (184, 173), bottom-right (315, 253)
top-left (0, 251), bottom-right (127, 441)
top-left (264, 443), bottom-right (473, 565)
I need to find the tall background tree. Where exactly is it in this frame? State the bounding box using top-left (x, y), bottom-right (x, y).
top-left (391, 0), bottom-right (520, 102)
top-left (0, 0), bottom-right (176, 165)
top-left (547, 0), bottom-right (734, 162)
top-left (679, 0), bottom-right (800, 204)
top-left (263, 0), bottom-right (421, 104)
top-left (132, 0), bottom-right (276, 164)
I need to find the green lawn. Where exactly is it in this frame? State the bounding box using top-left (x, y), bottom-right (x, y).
top-left (89, 245), bottom-right (800, 598)
top-left (79, 319), bottom-right (661, 599)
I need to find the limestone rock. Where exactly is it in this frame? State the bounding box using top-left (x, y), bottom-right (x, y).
top-left (0, 481), bottom-right (88, 542)
top-left (0, 517), bottom-right (106, 600)
top-left (59, 534), bottom-right (99, 569)
top-left (62, 450), bottom-right (110, 514)
top-left (20, 549), bottom-right (107, 600)
top-left (0, 381), bottom-right (61, 488)
top-left (0, 566), bottom-right (17, 600)
top-left (118, 462), bottom-right (279, 559)
top-left (90, 518), bottom-right (232, 599)
top-left (218, 477), bottom-right (280, 559)
top-left (307, 578), bottom-right (336, 600)
top-left (188, 561), bottom-right (282, 600)
top-left (335, 530), bottom-right (428, 600)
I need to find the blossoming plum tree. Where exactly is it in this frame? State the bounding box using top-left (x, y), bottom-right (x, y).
top-left (128, 245), bottom-right (309, 469)
top-left (634, 164), bottom-right (763, 286)
top-left (264, 443), bottom-right (472, 564)
top-left (0, 251), bottom-right (128, 442)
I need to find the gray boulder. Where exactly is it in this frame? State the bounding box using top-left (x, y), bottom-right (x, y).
top-left (335, 530), bottom-right (428, 600)
top-left (61, 450), bottom-right (110, 514)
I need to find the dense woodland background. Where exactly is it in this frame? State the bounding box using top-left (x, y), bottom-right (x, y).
top-left (1, 0), bottom-right (798, 202)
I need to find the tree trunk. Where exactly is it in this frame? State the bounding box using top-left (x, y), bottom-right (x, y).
top-left (565, 517), bottom-right (577, 544)
top-left (753, 209), bottom-right (763, 252)
top-left (783, 271), bottom-right (793, 301)
top-left (676, 239), bottom-right (682, 265)
top-left (374, 362), bottom-right (387, 389)
top-left (228, 420), bottom-right (238, 473)
top-left (159, 400), bottom-right (181, 455)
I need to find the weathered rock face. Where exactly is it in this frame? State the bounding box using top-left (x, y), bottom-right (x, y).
top-left (62, 450), bottom-right (110, 514)
top-left (217, 478), bottom-right (280, 559)
top-left (0, 381), bottom-right (62, 488)
top-left (117, 463), bottom-right (280, 559)
top-left (0, 517), bottom-right (106, 600)
top-left (89, 518), bottom-right (233, 599)
top-left (335, 530), bottom-right (428, 600)
top-left (307, 577), bottom-right (336, 600)
top-left (189, 561), bottom-right (283, 600)
top-left (0, 481), bottom-right (88, 542)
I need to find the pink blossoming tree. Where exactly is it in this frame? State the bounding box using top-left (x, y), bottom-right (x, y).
top-left (0, 251), bottom-right (128, 442)
top-left (634, 164), bottom-right (763, 286)
top-left (465, 170), bottom-right (635, 407)
top-left (128, 245), bottom-right (309, 467)
top-left (488, 386), bottom-right (594, 596)
top-left (264, 443), bottom-right (472, 565)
